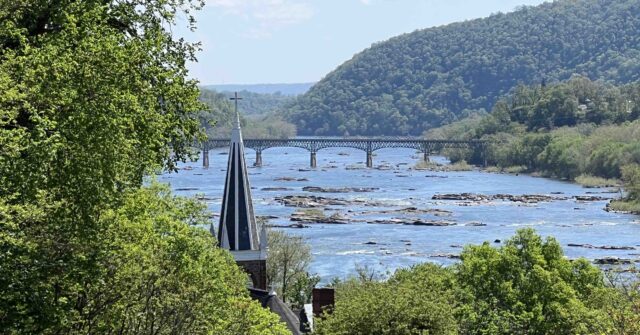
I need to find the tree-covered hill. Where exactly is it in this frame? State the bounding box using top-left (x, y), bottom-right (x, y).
top-left (287, 0), bottom-right (640, 136)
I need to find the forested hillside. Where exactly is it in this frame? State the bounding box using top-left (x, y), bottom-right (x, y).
top-left (287, 0), bottom-right (640, 136)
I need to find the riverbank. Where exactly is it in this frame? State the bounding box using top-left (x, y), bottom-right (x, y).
top-left (470, 164), bottom-right (640, 214)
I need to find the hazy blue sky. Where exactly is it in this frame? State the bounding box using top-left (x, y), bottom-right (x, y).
top-left (178, 0), bottom-right (548, 85)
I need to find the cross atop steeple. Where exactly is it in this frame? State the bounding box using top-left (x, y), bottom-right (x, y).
top-left (230, 92), bottom-right (242, 129)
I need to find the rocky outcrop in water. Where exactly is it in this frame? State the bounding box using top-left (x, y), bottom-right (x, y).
top-left (594, 257), bottom-right (633, 265)
top-left (432, 193), bottom-right (565, 203)
top-left (275, 195), bottom-right (353, 208)
top-left (370, 218), bottom-right (456, 226)
top-left (432, 193), bottom-right (491, 201)
top-left (363, 207), bottom-right (453, 217)
top-left (573, 195), bottom-right (608, 201)
top-left (275, 177), bottom-right (309, 182)
top-left (268, 223), bottom-right (310, 229)
top-left (302, 186), bottom-right (379, 193)
top-left (261, 187), bottom-right (294, 191)
top-left (568, 243), bottom-right (635, 250)
top-left (290, 210), bottom-right (350, 224)
top-left (430, 253), bottom-right (461, 259)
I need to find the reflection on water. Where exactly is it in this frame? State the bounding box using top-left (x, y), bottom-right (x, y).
top-left (158, 147), bottom-right (640, 283)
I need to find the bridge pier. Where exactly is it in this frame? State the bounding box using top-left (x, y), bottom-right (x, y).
top-left (254, 150), bottom-right (262, 167)
top-left (202, 148), bottom-right (210, 169)
top-left (423, 151), bottom-right (430, 163)
top-left (310, 152), bottom-right (317, 168)
top-left (366, 151), bottom-right (373, 168)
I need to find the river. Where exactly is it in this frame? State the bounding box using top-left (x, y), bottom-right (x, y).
top-left (158, 147), bottom-right (640, 283)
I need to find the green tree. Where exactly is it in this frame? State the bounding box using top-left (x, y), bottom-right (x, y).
top-left (456, 228), bottom-right (610, 334)
top-left (90, 184), bottom-right (289, 334)
top-left (621, 164), bottom-right (640, 201)
top-left (598, 271), bottom-right (640, 335)
top-left (0, 1), bottom-right (288, 333)
top-left (315, 263), bottom-right (459, 335)
top-left (267, 230), bottom-right (317, 307)
top-left (316, 230), bottom-right (622, 335)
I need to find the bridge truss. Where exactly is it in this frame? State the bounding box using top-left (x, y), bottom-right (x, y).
top-left (201, 138), bottom-right (487, 168)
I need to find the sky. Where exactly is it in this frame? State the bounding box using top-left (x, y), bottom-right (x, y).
top-left (177, 0), bottom-right (548, 85)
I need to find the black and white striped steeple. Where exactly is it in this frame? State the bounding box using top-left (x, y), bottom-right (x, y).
top-left (216, 93), bottom-right (265, 256)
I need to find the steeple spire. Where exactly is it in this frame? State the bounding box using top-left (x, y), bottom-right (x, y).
top-left (217, 92), bottom-right (259, 251)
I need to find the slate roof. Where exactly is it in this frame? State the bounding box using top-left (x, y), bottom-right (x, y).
top-left (249, 289), bottom-right (306, 335)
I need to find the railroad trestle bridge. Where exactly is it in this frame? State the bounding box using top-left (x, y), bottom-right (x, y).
top-left (201, 138), bottom-right (487, 168)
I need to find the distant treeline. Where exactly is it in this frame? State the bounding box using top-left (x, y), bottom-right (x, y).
top-left (207, 89), bottom-right (297, 116)
top-left (199, 89), bottom-right (296, 139)
top-left (203, 82), bottom-right (313, 96)
top-left (285, 0), bottom-right (640, 136)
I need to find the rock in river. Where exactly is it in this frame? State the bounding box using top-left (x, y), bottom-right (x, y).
top-left (594, 257), bottom-right (632, 265)
top-left (574, 195), bottom-right (608, 201)
top-left (432, 193), bottom-right (564, 203)
top-left (302, 186), bottom-right (379, 193)
top-left (432, 193), bottom-right (490, 201)
top-left (567, 243), bottom-right (635, 250)
top-left (290, 210), bottom-right (350, 224)
top-left (430, 253), bottom-right (461, 259)
top-left (268, 223), bottom-right (310, 229)
top-left (275, 195), bottom-right (352, 208)
top-left (370, 218), bottom-right (456, 226)
top-left (275, 177), bottom-right (309, 182)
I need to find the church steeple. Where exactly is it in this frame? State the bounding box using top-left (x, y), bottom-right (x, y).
top-left (214, 92), bottom-right (267, 290)
top-left (217, 92), bottom-right (260, 251)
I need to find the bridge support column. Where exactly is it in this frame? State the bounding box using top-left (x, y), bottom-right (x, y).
top-left (423, 151), bottom-right (430, 163)
top-left (366, 151), bottom-right (373, 168)
top-left (310, 152), bottom-right (317, 168)
top-left (254, 150), bottom-right (262, 167)
top-left (202, 148), bottom-right (210, 169)
top-left (481, 145), bottom-right (488, 168)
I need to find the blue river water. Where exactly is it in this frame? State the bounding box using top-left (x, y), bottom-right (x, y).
top-left (158, 147), bottom-right (640, 283)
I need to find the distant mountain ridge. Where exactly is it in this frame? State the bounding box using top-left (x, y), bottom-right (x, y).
top-left (203, 83), bottom-right (315, 96)
top-left (286, 0), bottom-right (640, 136)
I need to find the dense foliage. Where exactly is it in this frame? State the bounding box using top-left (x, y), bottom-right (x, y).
top-left (316, 263), bottom-right (458, 334)
top-left (0, 1), bottom-right (287, 333)
top-left (316, 229), bottom-right (639, 335)
top-left (287, 0), bottom-right (640, 136)
top-left (199, 89), bottom-right (296, 139)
